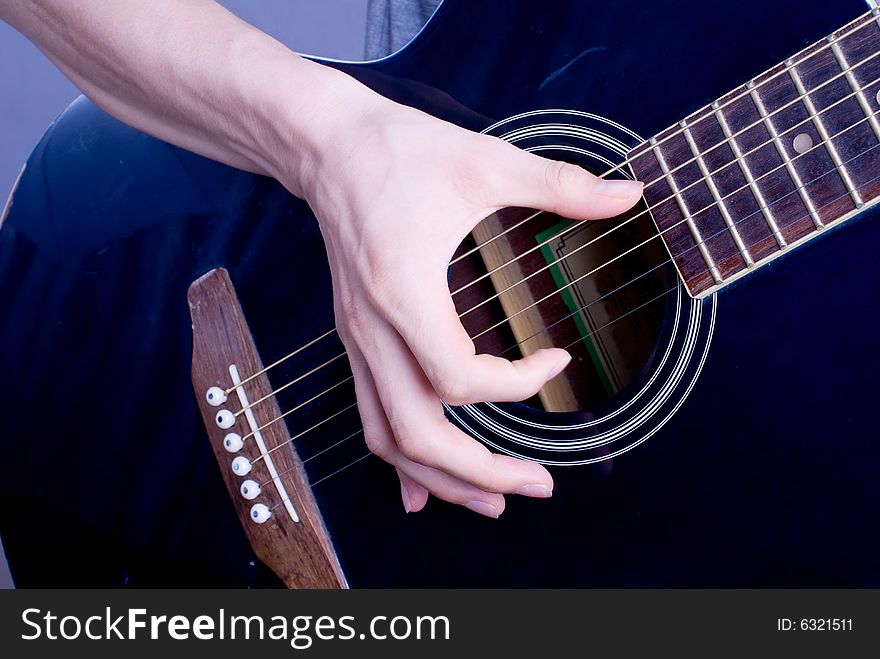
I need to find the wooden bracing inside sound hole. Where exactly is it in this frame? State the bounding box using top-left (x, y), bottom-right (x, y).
top-left (457, 204), bottom-right (670, 414)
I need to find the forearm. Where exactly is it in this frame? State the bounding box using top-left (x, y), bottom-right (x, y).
top-left (0, 0), bottom-right (372, 196)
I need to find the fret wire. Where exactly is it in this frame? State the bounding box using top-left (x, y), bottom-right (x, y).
top-left (451, 13), bottom-right (880, 298)
top-left (294, 154), bottom-right (880, 494)
top-left (454, 10), bottom-right (879, 274)
top-left (222, 18), bottom-right (875, 388)
top-left (472, 110), bottom-right (880, 341)
top-left (712, 101), bottom-right (788, 247)
top-left (637, 141), bottom-right (880, 297)
top-left (259, 149), bottom-right (880, 494)
top-left (830, 39), bottom-right (880, 143)
top-left (748, 83), bottom-right (824, 229)
top-left (226, 13), bottom-right (880, 408)
top-left (246, 91), bottom-right (880, 424)
top-left (787, 58), bottom-right (864, 207)
top-left (620, 9), bottom-right (877, 188)
top-left (650, 140), bottom-right (724, 283)
top-left (495, 118), bottom-right (880, 359)
top-left (459, 68), bottom-right (880, 320)
top-left (680, 120), bottom-right (754, 266)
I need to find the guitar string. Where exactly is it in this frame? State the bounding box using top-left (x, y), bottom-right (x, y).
top-left (233, 100), bottom-right (880, 424)
top-left (243, 258), bottom-right (660, 449)
top-left (257, 429), bottom-right (366, 490)
top-left (301, 429), bottom-right (365, 467)
top-left (236, 113), bottom-right (880, 456)
top-left (245, 258), bottom-right (665, 444)
top-left (451, 46), bottom-right (880, 300)
top-left (306, 287), bottom-right (676, 486)
top-left (470, 136), bottom-right (879, 339)
top-left (229, 91), bottom-right (880, 420)
top-left (242, 134), bottom-right (880, 472)
top-left (244, 29), bottom-right (880, 403)
top-left (255, 12), bottom-right (880, 493)
top-left (487, 137), bottom-right (880, 352)
top-left (445, 9), bottom-right (879, 273)
top-left (234, 353), bottom-right (345, 418)
top-left (250, 402), bottom-right (358, 467)
top-left (261, 281), bottom-right (679, 489)
top-left (457, 90), bottom-right (880, 321)
top-left (240, 376), bottom-right (353, 440)
top-left (273, 167), bottom-right (880, 493)
top-left (497, 260), bottom-right (676, 358)
top-left (476, 121), bottom-right (880, 358)
top-left (307, 453), bottom-right (375, 490)
top-left (229, 328), bottom-right (336, 393)
top-left (223, 10), bottom-right (880, 394)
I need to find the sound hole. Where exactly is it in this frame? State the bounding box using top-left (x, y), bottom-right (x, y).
top-left (451, 198), bottom-right (672, 413)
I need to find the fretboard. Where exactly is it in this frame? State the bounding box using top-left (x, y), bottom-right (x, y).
top-left (629, 9), bottom-right (880, 298)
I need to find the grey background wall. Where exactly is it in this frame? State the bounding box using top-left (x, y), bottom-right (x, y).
top-left (0, 0), bottom-right (369, 589)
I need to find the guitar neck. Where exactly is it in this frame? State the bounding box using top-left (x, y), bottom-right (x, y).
top-left (629, 8), bottom-right (880, 298)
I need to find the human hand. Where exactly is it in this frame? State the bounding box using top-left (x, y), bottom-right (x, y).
top-left (296, 82), bottom-right (643, 518)
top-left (0, 0), bottom-right (641, 519)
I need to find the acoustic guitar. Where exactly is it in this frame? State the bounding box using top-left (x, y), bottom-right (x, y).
top-left (1, 0), bottom-right (878, 587)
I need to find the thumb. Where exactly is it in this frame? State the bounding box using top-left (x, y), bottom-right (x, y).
top-left (489, 144), bottom-right (644, 220)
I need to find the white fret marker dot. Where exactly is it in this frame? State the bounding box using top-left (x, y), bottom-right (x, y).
top-left (793, 133), bottom-right (813, 154)
top-left (875, 89), bottom-right (880, 107)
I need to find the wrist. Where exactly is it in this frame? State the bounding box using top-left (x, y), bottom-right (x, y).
top-left (238, 49), bottom-right (385, 200)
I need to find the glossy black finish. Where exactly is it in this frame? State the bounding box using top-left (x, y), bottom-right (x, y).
top-left (1, 0), bottom-right (878, 586)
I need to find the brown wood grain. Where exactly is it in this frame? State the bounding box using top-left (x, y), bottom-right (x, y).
top-left (630, 12), bottom-right (880, 298)
top-left (189, 268), bottom-right (347, 589)
top-left (471, 209), bottom-right (579, 412)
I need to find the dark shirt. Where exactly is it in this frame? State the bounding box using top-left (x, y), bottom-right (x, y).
top-left (365, 0), bottom-right (442, 59)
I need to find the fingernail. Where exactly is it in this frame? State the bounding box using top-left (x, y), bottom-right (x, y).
top-left (515, 484), bottom-right (553, 498)
top-left (464, 500), bottom-right (500, 518)
top-left (595, 179), bottom-right (644, 199)
top-left (548, 353), bottom-right (572, 380)
top-left (400, 482), bottom-right (412, 514)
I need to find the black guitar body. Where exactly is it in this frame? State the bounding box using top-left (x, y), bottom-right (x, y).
top-left (1, 0), bottom-right (878, 586)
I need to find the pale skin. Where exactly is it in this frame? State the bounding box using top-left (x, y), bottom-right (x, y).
top-left (1, 0), bottom-right (643, 517)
